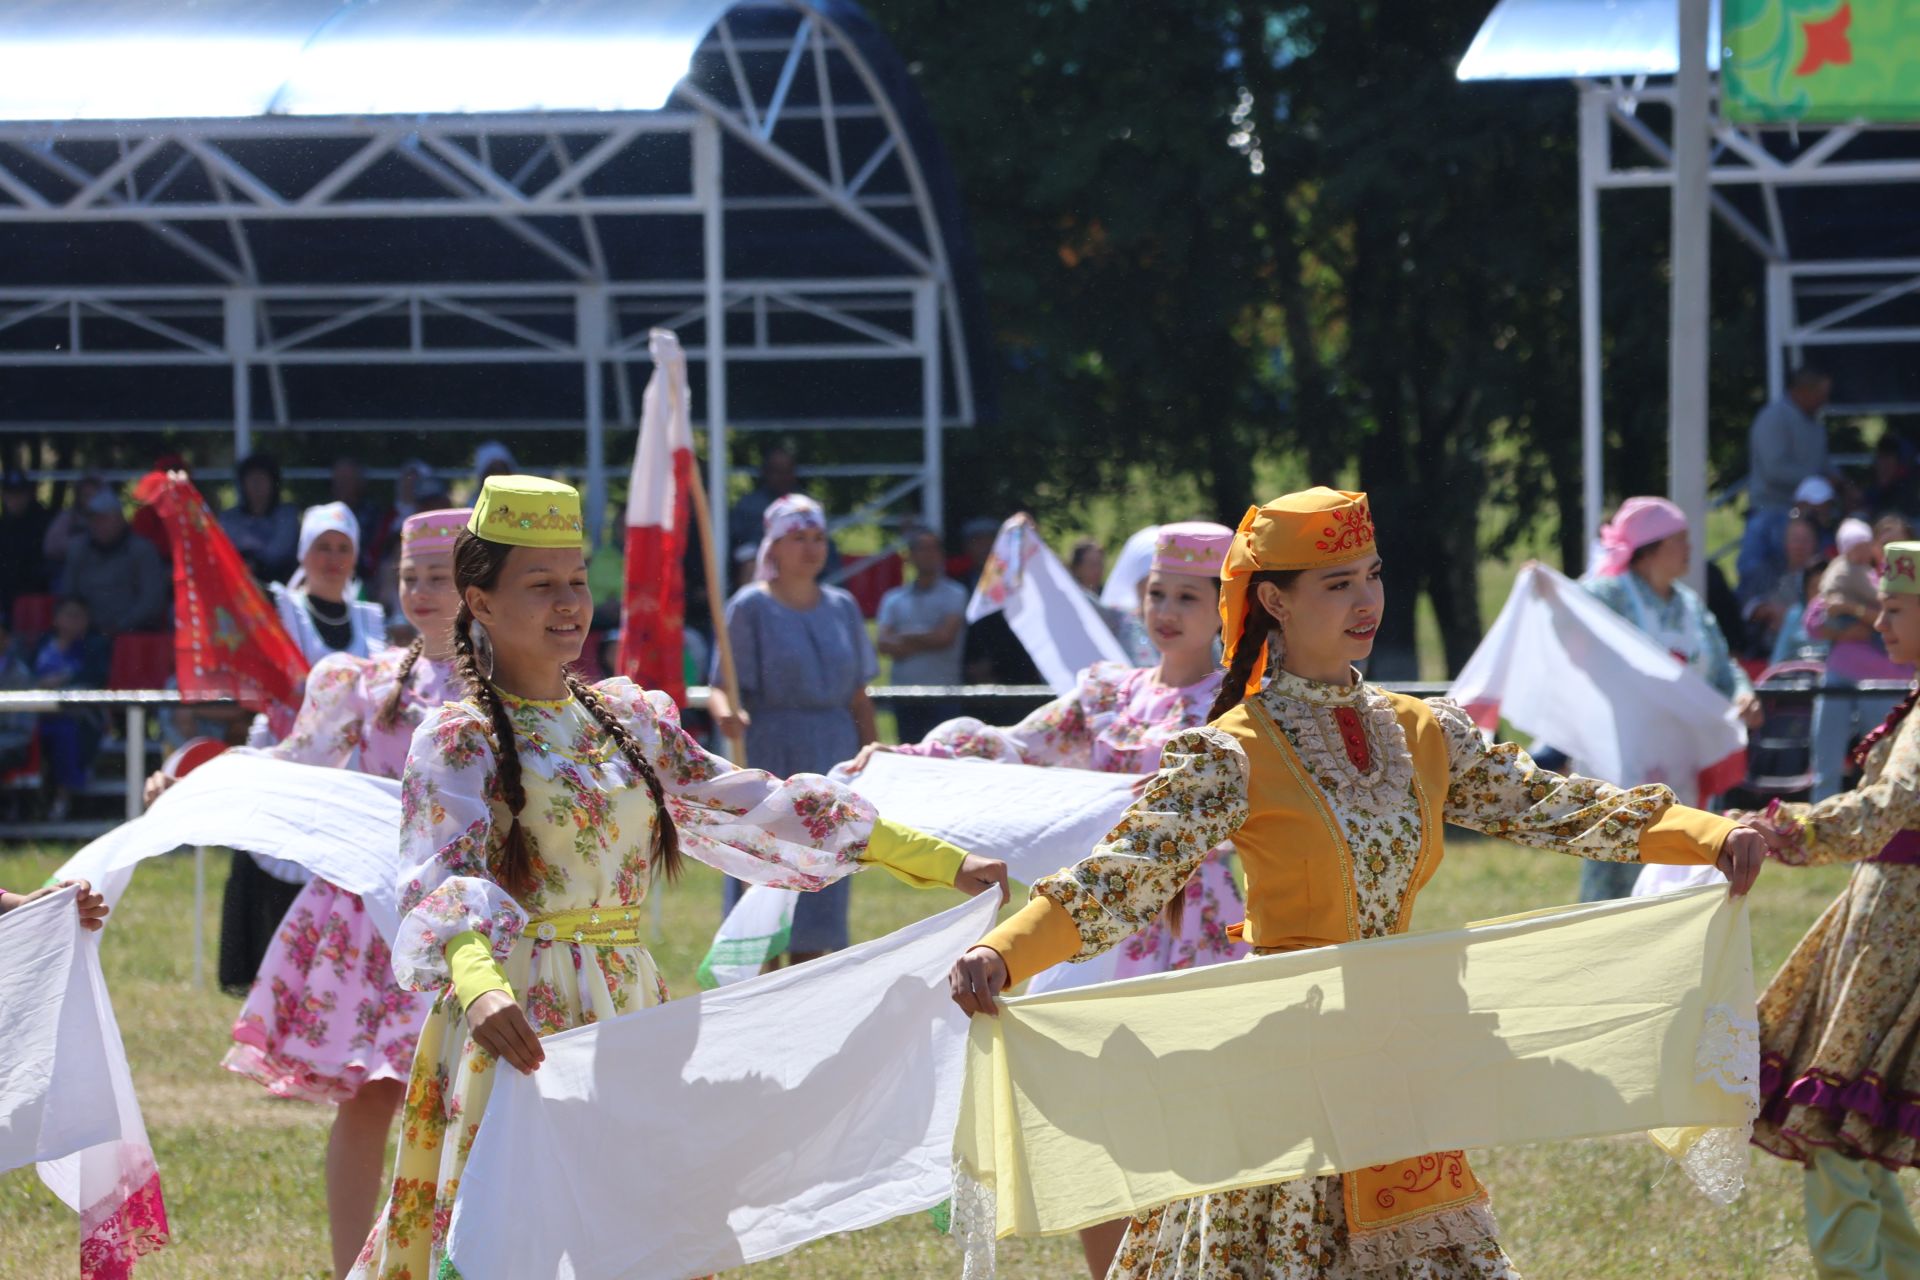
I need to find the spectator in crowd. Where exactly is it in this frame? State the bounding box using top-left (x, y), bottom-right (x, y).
top-left (1877, 512), bottom-right (1916, 549)
top-left (471, 440), bottom-right (518, 497)
top-left (363, 459), bottom-right (432, 576)
top-left (42, 472), bottom-right (103, 591)
top-left (708, 494), bottom-right (876, 964)
top-left (1068, 538), bottom-right (1106, 595)
top-left (1794, 476), bottom-right (1841, 554)
top-left (1579, 497), bottom-right (1759, 900)
top-left (1746, 513), bottom-right (1821, 658)
top-left (221, 453), bottom-right (300, 585)
top-left (0, 614), bottom-right (33, 784)
top-left (877, 526), bottom-right (970, 741)
top-left (0, 469), bottom-right (52, 618)
top-left (328, 456), bottom-right (382, 572)
top-left (1740, 365), bottom-right (1833, 599)
top-left (68, 489), bottom-right (170, 635)
top-left (1770, 556), bottom-right (1831, 666)
top-left (1864, 435), bottom-right (1919, 520)
top-left (727, 442), bottom-right (799, 553)
top-left (31, 597), bottom-right (109, 821)
top-left (1807, 519), bottom-right (1908, 685)
top-left (958, 516), bottom-right (998, 589)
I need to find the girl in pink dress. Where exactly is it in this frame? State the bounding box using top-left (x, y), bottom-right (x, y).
top-left (851, 520), bottom-right (1249, 1279)
top-left (218, 509), bottom-right (467, 1278)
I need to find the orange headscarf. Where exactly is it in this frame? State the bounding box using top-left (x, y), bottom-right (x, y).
top-left (1219, 487), bottom-right (1377, 695)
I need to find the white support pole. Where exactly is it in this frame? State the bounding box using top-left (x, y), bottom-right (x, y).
top-left (225, 292), bottom-right (255, 459)
top-left (193, 846), bottom-right (206, 989)
top-left (578, 288), bottom-right (608, 549)
top-left (1670, 0), bottom-right (1713, 593)
top-left (697, 116), bottom-right (729, 570)
top-left (1577, 85), bottom-right (1606, 565)
top-left (915, 282), bottom-right (942, 529)
top-left (1766, 263), bottom-right (1790, 399)
top-left (123, 707), bottom-right (145, 821)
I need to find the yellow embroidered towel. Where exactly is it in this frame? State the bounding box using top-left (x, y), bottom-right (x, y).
top-left (953, 886), bottom-right (1756, 1242)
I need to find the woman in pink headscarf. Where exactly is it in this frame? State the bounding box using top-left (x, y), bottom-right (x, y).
top-left (1579, 496), bottom-right (1760, 899)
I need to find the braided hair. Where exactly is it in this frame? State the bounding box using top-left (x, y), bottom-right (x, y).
top-left (1206, 569), bottom-right (1299, 723)
top-left (567, 672), bottom-right (682, 883)
top-left (451, 531), bottom-right (539, 897)
top-left (375, 636), bottom-right (426, 731)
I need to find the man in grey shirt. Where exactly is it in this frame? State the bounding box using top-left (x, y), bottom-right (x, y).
top-left (876, 526), bottom-right (970, 743)
top-left (1740, 365), bottom-right (1832, 603)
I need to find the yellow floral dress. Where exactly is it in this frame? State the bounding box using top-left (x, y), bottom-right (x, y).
top-left (985, 669), bottom-right (1716, 1280)
top-left (350, 677), bottom-right (917, 1280)
top-left (1753, 691), bottom-right (1920, 1170)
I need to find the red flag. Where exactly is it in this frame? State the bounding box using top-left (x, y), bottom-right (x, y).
top-left (618, 329), bottom-right (696, 705)
top-left (135, 471), bottom-right (309, 735)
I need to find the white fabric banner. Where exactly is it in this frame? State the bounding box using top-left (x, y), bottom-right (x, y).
top-left (0, 887), bottom-right (122, 1172)
top-left (966, 516), bottom-right (1128, 694)
top-left (845, 752), bottom-right (1137, 888)
top-left (445, 892), bottom-right (1000, 1280)
top-left (55, 752), bottom-right (406, 942)
top-left (1448, 563), bottom-right (1746, 806)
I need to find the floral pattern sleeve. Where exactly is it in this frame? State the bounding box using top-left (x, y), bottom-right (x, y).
top-left (258, 652), bottom-right (367, 768)
top-left (1430, 698), bottom-right (1683, 863)
top-left (1027, 725), bottom-right (1250, 962)
top-left (893, 662), bottom-right (1124, 766)
top-left (390, 704), bottom-right (527, 992)
top-left (593, 678), bottom-right (885, 889)
top-left (1774, 714), bottom-right (1920, 867)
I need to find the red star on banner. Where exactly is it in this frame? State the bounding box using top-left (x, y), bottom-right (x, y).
top-left (1796, 2), bottom-right (1853, 75)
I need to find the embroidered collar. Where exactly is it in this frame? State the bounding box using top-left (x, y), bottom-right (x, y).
top-left (1263, 666), bottom-right (1368, 708)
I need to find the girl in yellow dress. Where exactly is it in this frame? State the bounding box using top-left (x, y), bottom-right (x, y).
top-left (351, 476), bottom-right (1004, 1280)
top-left (946, 487), bottom-right (1767, 1280)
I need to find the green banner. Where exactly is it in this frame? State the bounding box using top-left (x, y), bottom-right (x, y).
top-left (1723, 0), bottom-right (1920, 123)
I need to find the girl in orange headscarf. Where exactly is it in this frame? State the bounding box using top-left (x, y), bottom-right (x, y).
top-left (946, 487), bottom-right (1769, 1279)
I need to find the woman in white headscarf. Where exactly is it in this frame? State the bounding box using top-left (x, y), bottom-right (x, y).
top-left (269, 502), bottom-right (387, 663)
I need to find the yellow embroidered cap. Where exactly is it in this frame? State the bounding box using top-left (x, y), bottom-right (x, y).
top-left (1219, 487), bottom-right (1377, 696)
top-left (1884, 541), bottom-right (1920, 595)
top-left (468, 475), bottom-right (585, 549)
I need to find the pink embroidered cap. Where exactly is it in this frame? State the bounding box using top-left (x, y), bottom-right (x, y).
top-left (1150, 521), bottom-right (1234, 578)
top-left (756, 493), bottom-right (827, 581)
top-left (400, 507), bottom-right (472, 557)
top-left (1595, 496), bottom-right (1690, 577)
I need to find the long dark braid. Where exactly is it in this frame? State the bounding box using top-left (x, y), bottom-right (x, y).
top-left (450, 531), bottom-right (541, 899)
top-left (1207, 569), bottom-right (1297, 723)
top-left (567, 673), bottom-right (684, 883)
top-left (375, 636), bottom-right (426, 731)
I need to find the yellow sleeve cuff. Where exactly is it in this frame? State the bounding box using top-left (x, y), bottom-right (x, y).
top-left (977, 895), bottom-right (1084, 987)
top-left (1636, 804), bottom-right (1736, 865)
top-left (446, 930), bottom-right (513, 1011)
top-left (860, 816), bottom-right (969, 889)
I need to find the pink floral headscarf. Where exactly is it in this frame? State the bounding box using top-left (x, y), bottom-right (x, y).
top-left (1595, 496), bottom-right (1689, 577)
top-left (755, 494), bottom-right (826, 581)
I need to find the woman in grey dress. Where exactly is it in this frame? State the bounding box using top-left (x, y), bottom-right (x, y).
top-left (710, 493), bottom-right (878, 959)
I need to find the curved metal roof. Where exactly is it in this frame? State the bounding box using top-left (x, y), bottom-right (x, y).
top-left (0, 0), bottom-right (737, 121)
top-left (1457, 0), bottom-right (1720, 82)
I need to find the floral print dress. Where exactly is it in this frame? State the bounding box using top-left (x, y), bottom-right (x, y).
top-left (1753, 689), bottom-right (1920, 1170)
top-left (351, 677), bottom-right (901, 1280)
top-left (898, 660), bottom-right (1246, 991)
top-left (223, 648), bottom-right (452, 1103)
top-left (1024, 670), bottom-right (1694, 1280)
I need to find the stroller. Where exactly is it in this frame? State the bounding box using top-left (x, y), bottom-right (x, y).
top-left (1721, 658), bottom-right (1824, 811)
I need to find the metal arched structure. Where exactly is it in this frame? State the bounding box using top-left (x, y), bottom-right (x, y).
top-left (0, 0), bottom-right (987, 546)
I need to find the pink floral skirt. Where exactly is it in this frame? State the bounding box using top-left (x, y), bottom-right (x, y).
top-left (223, 878), bottom-right (433, 1104)
top-left (1026, 846), bottom-right (1249, 995)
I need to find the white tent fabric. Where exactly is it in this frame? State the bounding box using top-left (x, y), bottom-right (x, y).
top-left (1455, 0), bottom-right (1721, 82)
top-left (0, 0), bottom-right (736, 121)
top-left (445, 892), bottom-right (999, 1280)
top-left (55, 753), bottom-right (406, 941)
top-left (1447, 563), bottom-right (1746, 808)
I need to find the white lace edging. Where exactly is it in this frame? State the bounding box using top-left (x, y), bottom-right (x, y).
top-left (1282, 687), bottom-right (1415, 799)
top-left (949, 1158), bottom-right (999, 1280)
top-left (1666, 1002), bottom-right (1761, 1205)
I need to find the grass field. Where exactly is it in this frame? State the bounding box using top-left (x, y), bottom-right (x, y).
top-left (0, 839), bottom-right (1897, 1279)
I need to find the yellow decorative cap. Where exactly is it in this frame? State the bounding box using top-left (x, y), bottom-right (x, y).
top-left (468, 475), bottom-right (585, 549)
top-left (1884, 541), bottom-right (1920, 595)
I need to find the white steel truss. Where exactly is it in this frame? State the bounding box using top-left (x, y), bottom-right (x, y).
top-left (1570, 76), bottom-right (1920, 549)
top-left (0, 0), bottom-right (978, 548)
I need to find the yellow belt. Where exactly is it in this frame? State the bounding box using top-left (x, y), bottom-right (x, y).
top-left (525, 905), bottom-right (645, 947)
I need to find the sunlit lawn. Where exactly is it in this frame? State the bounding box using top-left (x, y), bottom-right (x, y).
top-left (0, 838), bottom-right (1900, 1278)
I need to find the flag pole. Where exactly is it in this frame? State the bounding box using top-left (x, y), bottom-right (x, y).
top-left (684, 408), bottom-right (748, 765)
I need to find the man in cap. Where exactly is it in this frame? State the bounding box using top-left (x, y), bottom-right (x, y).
top-left (1740, 365), bottom-right (1834, 603)
top-left (67, 488), bottom-right (170, 635)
